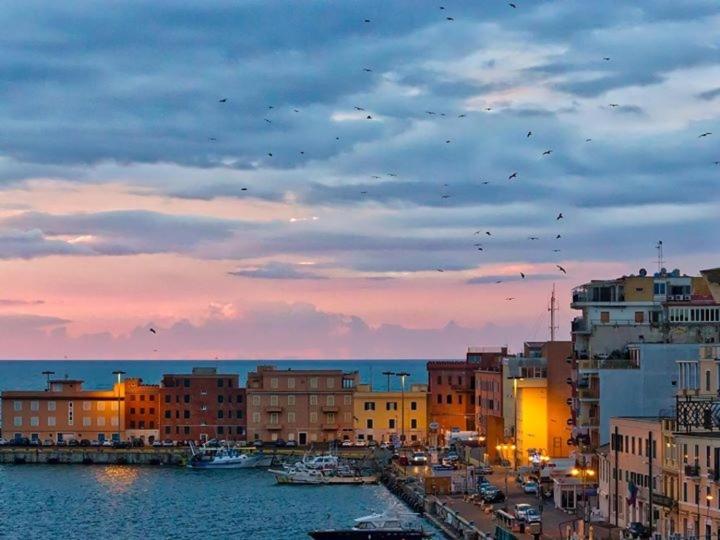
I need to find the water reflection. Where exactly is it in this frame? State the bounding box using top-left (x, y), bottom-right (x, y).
top-left (93, 465), bottom-right (139, 494)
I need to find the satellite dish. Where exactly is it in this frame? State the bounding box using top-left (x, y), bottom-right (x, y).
top-left (639, 268), bottom-right (647, 277)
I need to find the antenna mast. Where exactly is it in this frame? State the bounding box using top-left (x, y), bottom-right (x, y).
top-left (548, 284), bottom-right (558, 342)
top-left (656, 240), bottom-right (665, 272)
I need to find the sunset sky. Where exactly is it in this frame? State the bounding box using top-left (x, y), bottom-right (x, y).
top-left (1, 1), bottom-right (719, 359)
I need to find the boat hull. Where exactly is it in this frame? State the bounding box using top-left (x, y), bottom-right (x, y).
top-left (309, 531), bottom-right (429, 539)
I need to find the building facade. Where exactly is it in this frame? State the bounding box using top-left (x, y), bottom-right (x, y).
top-left (1, 378), bottom-right (124, 443)
top-left (245, 366), bottom-right (358, 445)
top-left (159, 367), bottom-right (246, 443)
top-left (353, 383), bottom-right (428, 445)
top-left (124, 377), bottom-right (160, 443)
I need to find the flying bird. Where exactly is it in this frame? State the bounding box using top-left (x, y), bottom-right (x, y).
top-left (495, 280), bottom-right (503, 284)
top-left (387, 173), bottom-right (398, 177)
top-left (542, 149), bottom-right (553, 155)
top-left (555, 234), bottom-right (562, 239)
top-left (527, 131), bottom-right (532, 138)
top-left (458, 114), bottom-right (466, 118)
top-left (441, 194), bottom-right (450, 199)
top-left (553, 249), bottom-right (562, 253)
top-left (520, 272), bottom-right (526, 279)
top-left (364, 19), bottom-right (371, 23)
top-left (508, 172), bottom-right (518, 180)
top-left (585, 138), bottom-right (592, 142)
top-left (485, 231), bottom-right (492, 236)
top-left (556, 213), bottom-right (564, 220)
top-left (267, 105), bottom-right (274, 110)
top-left (366, 115), bottom-right (372, 120)
top-left (446, 16), bottom-right (454, 21)
top-left (699, 132), bottom-right (712, 138)
top-left (506, 297), bottom-right (515, 301)
top-left (149, 328), bottom-right (157, 334)
top-left (208, 137), bottom-right (217, 141)
top-left (354, 106), bottom-right (365, 111)
top-left (299, 151), bottom-right (305, 155)
top-left (608, 103), bottom-right (619, 108)
top-left (363, 68), bottom-right (373, 72)
top-left (445, 140), bottom-right (451, 144)
top-left (556, 265), bottom-right (567, 274)
top-left (267, 152), bottom-right (273, 157)
top-left (484, 107), bottom-right (493, 111)
top-left (360, 191), bottom-right (368, 195)
top-left (218, 98), bottom-right (228, 103)
top-left (477, 247), bottom-right (484, 251)
top-left (509, 2), bottom-right (517, 7)
top-left (436, 268), bottom-right (445, 272)
top-left (293, 109), bottom-right (300, 113)
top-left (264, 118), bottom-right (272, 124)
top-left (714, 161), bottom-right (720, 165)
top-left (426, 111), bottom-right (436, 115)
top-left (528, 236), bottom-right (539, 240)
top-left (603, 57), bottom-right (611, 61)
top-left (372, 175), bottom-right (382, 179)
top-left (481, 181), bottom-right (489, 185)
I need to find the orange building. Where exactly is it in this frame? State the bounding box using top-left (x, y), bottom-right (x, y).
top-left (246, 366), bottom-right (359, 445)
top-left (1, 378), bottom-right (124, 444)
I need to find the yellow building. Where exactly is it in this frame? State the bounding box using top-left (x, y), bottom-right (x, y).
top-left (353, 384), bottom-right (428, 445)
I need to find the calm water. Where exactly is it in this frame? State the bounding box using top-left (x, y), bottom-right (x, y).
top-left (0, 359), bottom-right (435, 391)
top-left (0, 466), bottom-right (441, 539)
top-left (0, 360), bottom-right (442, 539)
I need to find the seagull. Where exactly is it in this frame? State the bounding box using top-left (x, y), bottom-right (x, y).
top-left (300, 151), bottom-right (305, 155)
top-left (485, 231), bottom-right (492, 236)
top-left (267, 105), bottom-right (274, 110)
top-left (149, 328), bottom-right (157, 334)
top-left (608, 103), bottom-right (620, 108)
top-left (372, 175), bottom-right (382, 179)
top-left (495, 280), bottom-right (503, 284)
top-left (528, 236), bottom-right (539, 240)
top-left (387, 173), bottom-right (398, 177)
top-left (441, 194), bottom-right (450, 199)
top-left (458, 114), bottom-right (466, 118)
top-left (360, 191), bottom-right (368, 195)
top-left (556, 265), bottom-right (567, 274)
top-left (218, 98), bottom-right (228, 103)
top-left (556, 213), bottom-right (564, 220)
top-left (542, 149), bottom-right (553, 155)
top-left (267, 152), bottom-right (273, 157)
top-left (603, 57), bottom-right (611, 61)
top-left (208, 137), bottom-right (217, 142)
top-left (364, 19), bottom-right (371, 23)
top-left (477, 247), bottom-right (484, 251)
top-left (714, 161), bottom-right (720, 165)
top-left (553, 249), bottom-right (562, 253)
top-left (556, 234), bottom-right (562, 239)
top-left (484, 107), bottom-right (493, 111)
top-left (506, 297), bottom-right (515, 301)
top-left (335, 137), bottom-right (340, 140)
top-left (293, 109), bottom-right (300, 113)
top-left (436, 268), bottom-right (445, 272)
top-left (426, 111), bottom-right (436, 115)
top-left (363, 68), bottom-right (373, 72)
top-left (509, 2), bottom-right (517, 7)
top-left (446, 16), bottom-right (454, 21)
top-left (585, 138), bottom-right (592, 142)
top-left (366, 115), bottom-right (372, 120)
top-left (508, 172), bottom-right (518, 180)
top-left (520, 272), bottom-right (526, 279)
top-left (445, 140), bottom-right (451, 144)
top-left (527, 131), bottom-right (532, 138)
top-left (699, 132), bottom-right (712, 138)
top-left (354, 106), bottom-right (365, 111)
top-left (264, 118), bottom-right (272, 124)
top-left (481, 181), bottom-right (489, 185)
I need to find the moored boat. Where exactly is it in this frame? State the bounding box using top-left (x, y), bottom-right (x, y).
top-left (188, 442), bottom-right (273, 469)
top-left (308, 511), bottom-right (431, 539)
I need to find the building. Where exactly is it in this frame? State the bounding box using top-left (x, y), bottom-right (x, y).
top-left (598, 416), bottom-right (671, 537)
top-left (428, 347), bottom-right (508, 444)
top-left (504, 340), bottom-right (574, 463)
top-left (245, 366), bottom-right (359, 445)
top-left (1, 378), bottom-right (124, 443)
top-left (124, 378), bottom-right (160, 443)
top-left (570, 267), bottom-right (720, 451)
top-left (353, 383), bottom-right (428, 445)
top-left (159, 367), bottom-right (246, 443)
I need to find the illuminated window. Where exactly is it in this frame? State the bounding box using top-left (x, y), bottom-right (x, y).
top-left (97, 401), bottom-right (105, 411)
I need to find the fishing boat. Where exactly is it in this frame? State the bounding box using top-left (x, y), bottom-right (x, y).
top-left (270, 463), bottom-right (327, 484)
top-left (187, 442), bottom-right (273, 469)
top-left (308, 510), bottom-right (431, 539)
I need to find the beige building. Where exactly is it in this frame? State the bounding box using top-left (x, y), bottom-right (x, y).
top-left (1, 378), bottom-right (125, 443)
top-left (353, 383), bottom-right (428, 445)
top-left (246, 366), bottom-right (359, 445)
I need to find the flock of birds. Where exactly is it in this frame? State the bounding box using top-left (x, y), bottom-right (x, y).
top-left (171, 3), bottom-right (716, 313)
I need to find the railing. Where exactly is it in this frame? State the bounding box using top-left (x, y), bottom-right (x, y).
top-left (684, 464), bottom-right (700, 478)
top-left (321, 423), bottom-right (339, 431)
top-left (578, 387), bottom-right (599, 400)
top-left (321, 406), bottom-right (339, 413)
top-left (264, 406), bottom-right (283, 413)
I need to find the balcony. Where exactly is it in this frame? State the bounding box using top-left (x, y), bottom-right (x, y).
top-left (264, 406), bottom-right (283, 413)
top-left (651, 493), bottom-right (676, 510)
top-left (572, 318), bottom-right (590, 334)
top-left (708, 469), bottom-right (720, 483)
top-left (321, 424), bottom-right (339, 431)
top-left (578, 387), bottom-right (599, 401)
top-left (578, 358), bottom-right (599, 372)
top-left (321, 406), bottom-right (339, 413)
top-left (265, 424), bottom-right (282, 431)
top-left (684, 464), bottom-right (700, 478)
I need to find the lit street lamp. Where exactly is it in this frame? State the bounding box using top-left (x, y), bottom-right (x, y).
top-left (41, 370), bottom-right (55, 391)
top-left (396, 372), bottom-right (410, 445)
top-left (571, 464), bottom-right (596, 537)
top-left (112, 370), bottom-right (126, 443)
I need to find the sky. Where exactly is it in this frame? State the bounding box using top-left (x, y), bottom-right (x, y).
top-left (0, 0), bottom-right (719, 359)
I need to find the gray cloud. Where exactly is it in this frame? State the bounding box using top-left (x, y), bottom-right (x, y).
top-left (0, 298), bottom-right (45, 306)
top-left (467, 273), bottom-right (563, 285)
top-left (228, 262), bottom-right (327, 280)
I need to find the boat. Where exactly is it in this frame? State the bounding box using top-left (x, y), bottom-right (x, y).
top-left (187, 442), bottom-right (273, 469)
top-left (270, 463), bottom-right (327, 484)
top-left (299, 453), bottom-right (340, 471)
top-left (308, 510), bottom-right (431, 539)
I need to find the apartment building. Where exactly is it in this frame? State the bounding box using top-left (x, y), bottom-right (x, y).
top-left (0, 378), bottom-right (124, 443)
top-left (159, 367), bottom-right (246, 443)
top-left (570, 267), bottom-right (720, 451)
top-left (245, 366), bottom-right (358, 445)
top-left (598, 417), bottom-right (669, 536)
top-left (428, 347), bottom-right (507, 444)
top-left (124, 377), bottom-right (160, 443)
top-left (353, 383), bottom-right (428, 445)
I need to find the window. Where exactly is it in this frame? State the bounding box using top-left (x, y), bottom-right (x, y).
top-left (411, 419), bottom-right (418, 429)
top-left (411, 401), bottom-right (418, 411)
top-left (389, 419), bottom-right (396, 429)
top-left (270, 395), bottom-right (278, 406)
top-left (707, 370), bottom-right (712, 392)
top-left (386, 402), bottom-right (397, 411)
top-left (97, 401), bottom-right (105, 411)
top-left (30, 417), bottom-right (39, 427)
top-left (47, 401), bottom-right (56, 411)
top-left (97, 417), bottom-right (105, 426)
top-left (30, 400), bottom-right (39, 412)
top-left (48, 416), bottom-right (56, 427)
top-left (217, 426), bottom-right (224, 435)
top-left (287, 378), bottom-right (295, 389)
top-left (252, 412), bottom-right (261, 423)
top-left (218, 395), bottom-right (225, 404)
top-left (13, 401), bottom-right (22, 412)
top-left (344, 395), bottom-right (351, 405)
top-left (288, 395), bottom-right (295, 406)
top-left (367, 419), bottom-right (373, 429)
top-left (252, 395), bottom-right (261, 406)
top-left (446, 395), bottom-right (452, 404)
top-left (164, 394), bottom-right (171, 404)
top-left (437, 394), bottom-right (442, 404)
top-left (326, 395), bottom-right (335, 406)
top-left (635, 311), bottom-right (644, 323)
top-left (653, 282), bottom-right (666, 295)
top-left (310, 395), bottom-right (318, 406)
top-left (437, 375), bottom-right (441, 385)
top-left (183, 379), bottom-right (190, 388)
top-left (309, 377), bottom-right (318, 389)
top-left (600, 311), bottom-right (610, 323)
top-left (364, 402), bottom-right (376, 411)
top-left (183, 395), bottom-right (190, 403)
top-left (458, 395), bottom-right (463, 405)
top-left (218, 410), bottom-right (224, 419)
top-left (217, 378), bottom-right (224, 388)
top-left (83, 417), bottom-right (91, 427)
top-left (270, 378), bottom-right (278, 389)
top-left (13, 417), bottom-right (22, 427)
top-left (164, 410), bottom-right (171, 419)
top-left (288, 412), bottom-right (296, 423)
top-left (184, 410), bottom-right (190, 419)
top-left (326, 378), bottom-right (335, 389)
top-left (310, 412), bottom-right (318, 423)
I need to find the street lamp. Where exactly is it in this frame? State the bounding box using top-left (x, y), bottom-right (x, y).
top-left (496, 443), bottom-right (515, 494)
top-left (508, 376), bottom-right (523, 471)
top-left (571, 465), bottom-right (596, 537)
top-left (112, 370), bottom-right (126, 443)
top-left (396, 372), bottom-right (410, 446)
top-left (382, 371), bottom-right (395, 392)
top-left (42, 371), bottom-right (55, 391)
top-left (706, 494), bottom-right (714, 540)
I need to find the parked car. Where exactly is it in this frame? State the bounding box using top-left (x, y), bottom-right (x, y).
top-left (0, 438), bottom-right (8, 446)
top-left (152, 440), bottom-right (163, 447)
top-left (481, 487), bottom-right (505, 503)
top-left (68, 439), bottom-right (80, 447)
top-left (514, 503), bottom-right (533, 521)
top-left (274, 438), bottom-right (286, 447)
top-left (409, 452), bottom-right (428, 466)
top-left (79, 439), bottom-right (91, 447)
top-left (42, 439), bottom-right (54, 447)
top-left (523, 481), bottom-right (539, 494)
top-left (478, 464), bottom-right (493, 475)
top-left (354, 440), bottom-right (368, 447)
top-left (625, 522), bottom-right (651, 539)
top-left (252, 440), bottom-right (264, 448)
top-left (285, 440), bottom-right (298, 447)
top-left (57, 440), bottom-right (68, 447)
top-left (161, 439), bottom-right (174, 447)
top-left (341, 440), bottom-right (353, 447)
top-left (525, 508), bottom-right (541, 524)
top-left (29, 438), bottom-right (41, 446)
top-left (90, 440), bottom-right (100, 447)
top-left (131, 438), bottom-right (145, 448)
top-left (367, 440), bottom-right (378, 448)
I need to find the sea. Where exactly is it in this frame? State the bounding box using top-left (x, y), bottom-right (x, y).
top-left (0, 359), bottom-right (442, 540)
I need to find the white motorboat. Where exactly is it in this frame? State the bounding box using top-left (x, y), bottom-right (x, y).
top-left (269, 463), bottom-right (327, 484)
top-left (188, 442), bottom-right (273, 469)
top-left (308, 510), bottom-right (431, 539)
